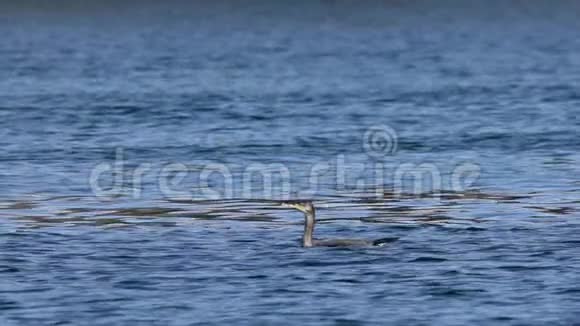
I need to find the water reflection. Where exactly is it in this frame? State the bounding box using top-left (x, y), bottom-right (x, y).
top-left (1, 188), bottom-right (577, 229)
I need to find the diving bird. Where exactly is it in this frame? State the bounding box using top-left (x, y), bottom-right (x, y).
top-left (280, 201), bottom-right (398, 248)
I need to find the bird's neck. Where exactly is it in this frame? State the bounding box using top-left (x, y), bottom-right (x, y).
top-left (303, 211), bottom-right (315, 247)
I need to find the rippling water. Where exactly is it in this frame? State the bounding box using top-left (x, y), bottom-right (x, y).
top-left (1, 1), bottom-right (580, 325)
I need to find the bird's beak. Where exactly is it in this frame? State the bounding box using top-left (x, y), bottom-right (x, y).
top-left (278, 202), bottom-right (295, 209)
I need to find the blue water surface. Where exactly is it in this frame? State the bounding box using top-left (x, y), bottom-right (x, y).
top-left (1, 1), bottom-right (580, 325)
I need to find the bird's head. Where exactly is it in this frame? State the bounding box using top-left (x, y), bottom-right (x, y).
top-left (279, 200), bottom-right (315, 215)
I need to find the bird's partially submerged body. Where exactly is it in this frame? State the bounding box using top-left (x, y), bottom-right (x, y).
top-left (280, 201), bottom-right (397, 248)
top-left (311, 238), bottom-right (397, 248)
